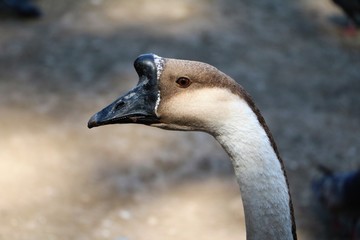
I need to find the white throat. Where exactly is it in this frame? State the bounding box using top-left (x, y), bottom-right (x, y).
top-left (213, 98), bottom-right (294, 240)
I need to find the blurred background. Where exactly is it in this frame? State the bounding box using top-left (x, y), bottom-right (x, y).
top-left (0, 0), bottom-right (359, 239)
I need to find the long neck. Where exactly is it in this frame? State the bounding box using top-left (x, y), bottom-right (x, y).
top-left (213, 100), bottom-right (295, 240)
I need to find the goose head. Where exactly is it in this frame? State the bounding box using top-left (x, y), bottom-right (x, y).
top-left (88, 53), bottom-right (251, 133)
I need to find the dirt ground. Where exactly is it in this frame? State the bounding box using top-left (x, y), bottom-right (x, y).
top-left (0, 0), bottom-right (359, 239)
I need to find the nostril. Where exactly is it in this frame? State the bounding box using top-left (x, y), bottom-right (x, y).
top-left (114, 101), bottom-right (125, 111)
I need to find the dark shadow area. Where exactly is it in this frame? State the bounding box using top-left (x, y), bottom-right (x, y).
top-left (0, 0), bottom-right (42, 19)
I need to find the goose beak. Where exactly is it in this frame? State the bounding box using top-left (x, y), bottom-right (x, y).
top-left (87, 84), bottom-right (160, 128)
top-left (88, 54), bottom-right (161, 128)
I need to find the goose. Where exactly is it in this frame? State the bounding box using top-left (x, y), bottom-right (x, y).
top-left (88, 53), bottom-right (297, 240)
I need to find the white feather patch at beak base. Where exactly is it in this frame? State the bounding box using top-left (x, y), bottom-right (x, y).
top-left (153, 54), bottom-right (165, 81)
top-left (153, 55), bottom-right (164, 117)
top-left (154, 91), bottom-right (161, 116)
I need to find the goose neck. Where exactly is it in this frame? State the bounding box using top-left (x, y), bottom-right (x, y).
top-left (213, 101), bottom-right (295, 240)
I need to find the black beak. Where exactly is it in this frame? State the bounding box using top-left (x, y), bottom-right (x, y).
top-left (88, 54), bottom-right (162, 128)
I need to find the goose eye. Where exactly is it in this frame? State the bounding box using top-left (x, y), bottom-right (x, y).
top-left (176, 77), bottom-right (191, 88)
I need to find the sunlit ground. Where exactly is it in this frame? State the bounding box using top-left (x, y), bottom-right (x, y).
top-left (0, 0), bottom-right (359, 239)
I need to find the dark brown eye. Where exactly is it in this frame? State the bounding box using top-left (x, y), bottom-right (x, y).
top-left (176, 77), bottom-right (191, 88)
